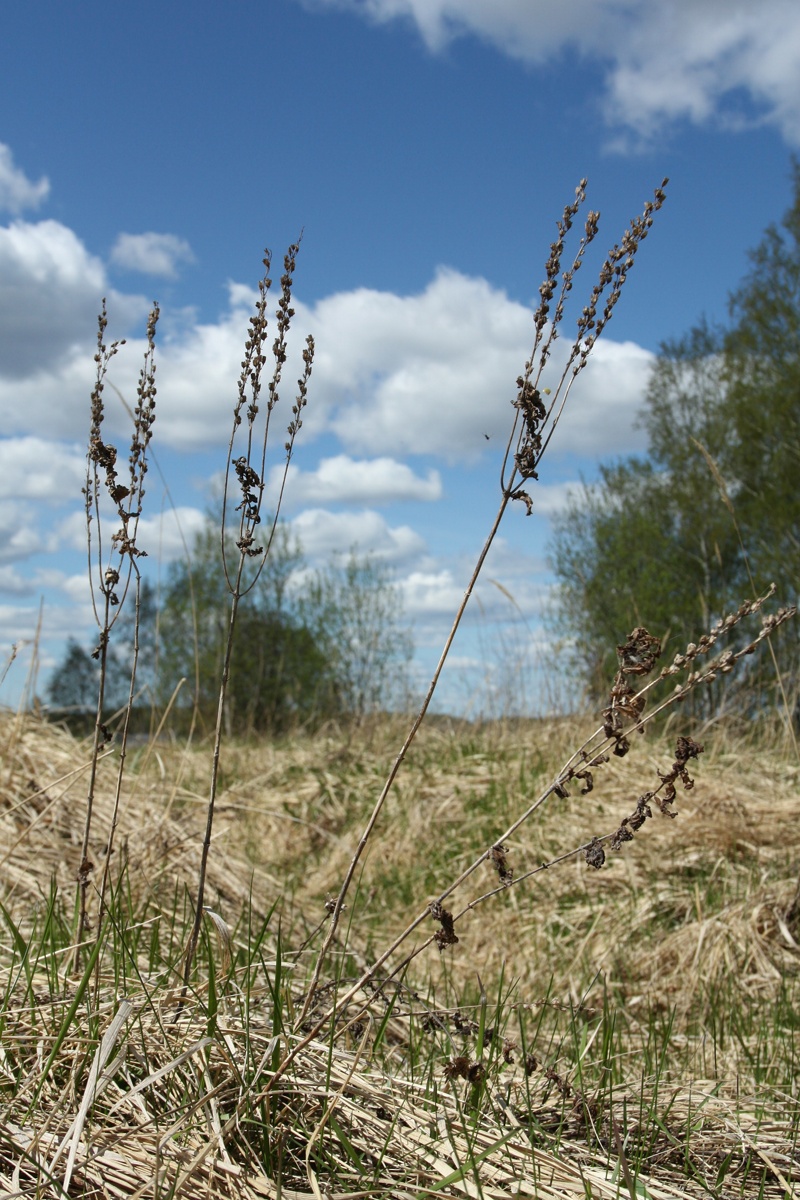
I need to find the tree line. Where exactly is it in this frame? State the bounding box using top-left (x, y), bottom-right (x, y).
top-left (550, 164), bottom-right (800, 714)
top-left (47, 520), bottom-right (412, 734)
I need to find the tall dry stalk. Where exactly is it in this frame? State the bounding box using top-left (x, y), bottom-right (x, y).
top-left (297, 177), bottom-right (669, 1024)
top-left (182, 243), bottom-right (314, 988)
top-left (75, 302), bottom-right (158, 964)
top-left (242, 589), bottom-right (796, 1120)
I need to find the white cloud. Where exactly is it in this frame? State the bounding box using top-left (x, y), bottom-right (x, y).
top-left (60, 572), bottom-right (96, 605)
top-left (133, 507), bottom-right (207, 561)
top-left (0, 220), bottom-right (654, 463)
top-left (268, 454), bottom-right (441, 508)
top-left (57, 505), bottom-right (207, 563)
top-left (400, 568), bottom-right (466, 615)
top-left (0, 145), bottom-right (50, 215)
top-left (290, 508), bottom-right (426, 561)
top-left (111, 232), bottom-right (195, 278)
top-left (514, 480), bottom-right (582, 518)
top-left (305, 0), bottom-right (800, 146)
top-left (302, 269), bottom-right (654, 460)
top-left (0, 218), bottom-right (147, 380)
top-left (0, 564), bottom-right (64, 597)
top-left (550, 339), bottom-right (654, 456)
top-left (0, 501), bottom-right (51, 564)
top-left (0, 594), bottom-right (96, 670)
top-left (304, 268), bottom-right (530, 460)
top-left (0, 438), bottom-right (85, 500)
top-left (0, 603), bottom-right (46, 647)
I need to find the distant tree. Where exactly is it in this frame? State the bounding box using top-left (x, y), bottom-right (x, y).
top-left (723, 161), bottom-right (800, 613)
top-left (156, 520), bottom-right (339, 733)
top-left (46, 639), bottom-right (99, 712)
top-left (298, 552), bottom-right (413, 718)
top-left (48, 520), bottom-right (414, 733)
top-left (550, 165), bottom-right (800, 709)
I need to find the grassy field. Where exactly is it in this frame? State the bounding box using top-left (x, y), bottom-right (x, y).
top-left (4, 187), bottom-right (798, 1197)
top-left (1, 708), bottom-right (798, 1198)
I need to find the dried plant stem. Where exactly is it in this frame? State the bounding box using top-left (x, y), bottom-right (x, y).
top-left (260, 591), bottom-right (796, 1104)
top-left (182, 243), bottom-right (312, 987)
top-left (73, 303), bottom-right (158, 970)
top-left (298, 178), bottom-right (669, 1025)
top-left (183, 582), bottom-right (242, 990)
top-left (95, 575), bottom-right (143, 968)
top-left (74, 591), bottom-right (111, 968)
top-left (296, 492), bottom-right (513, 1025)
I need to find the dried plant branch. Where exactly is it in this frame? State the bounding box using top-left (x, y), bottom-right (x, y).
top-left (297, 178), bottom-right (669, 1028)
top-left (75, 303), bottom-right (158, 966)
top-left (262, 587), bottom-right (794, 1105)
top-left (183, 242), bottom-right (313, 989)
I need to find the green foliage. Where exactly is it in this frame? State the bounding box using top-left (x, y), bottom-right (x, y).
top-left (298, 552), bottom-right (413, 718)
top-left (46, 633), bottom-right (138, 717)
top-left (155, 520), bottom-right (340, 733)
top-left (723, 162), bottom-right (800, 606)
top-left (48, 519), bottom-right (413, 734)
top-left (550, 164), bottom-right (800, 706)
top-left (46, 638), bottom-right (100, 712)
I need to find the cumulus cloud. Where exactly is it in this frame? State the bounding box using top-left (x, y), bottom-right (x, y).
top-left (0, 218), bottom-right (653, 462)
top-left (516, 480), bottom-right (582, 518)
top-left (0, 438), bottom-right (85, 500)
top-left (290, 508), bottom-right (426, 561)
top-left (111, 232), bottom-right (195, 278)
top-left (550, 339), bottom-right (654, 456)
top-left (0, 501), bottom-right (53, 564)
top-left (0, 218), bottom-right (148, 381)
top-left (0, 564), bottom-right (64, 597)
top-left (400, 568), bottom-right (466, 615)
top-left (304, 0), bottom-right (800, 146)
top-left (0, 144), bottom-right (50, 215)
top-left (133, 507), bottom-right (208, 560)
top-left (303, 269), bottom-right (653, 460)
top-left (57, 505), bottom-right (207, 563)
top-left (304, 268), bottom-right (530, 459)
top-left (268, 455), bottom-right (441, 508)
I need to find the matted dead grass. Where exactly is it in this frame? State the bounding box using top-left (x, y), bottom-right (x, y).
top-left (1, 710), bottom-right (799, 1197)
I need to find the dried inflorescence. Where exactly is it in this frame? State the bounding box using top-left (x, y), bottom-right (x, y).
top-left (184, 240), bottom-right (315, 989)
top-left (76, 300), bottom-right (160, 959)
top-left (430, 901), bottom-right (459, 950)
top-left (576, 182), bottom-right (668, 364)
top-left (489, 843), bottom-right (513, 885)
top-left (224, 242), bottom-right (314, 567)
top-left (602, 627), bottom-right (662, 756)
top-left (443, 1056), bottom-right (485, 1085)
top-left (606, 734), bottom-right (704, 856)
top-left (407, 590), bottom-right (796, 963)
top-left (85, 300), bottom-right (159, 615)
top-left (583, 837), bottom-right (606, 870)
top-left (504, 179), bottom-right (669, 518)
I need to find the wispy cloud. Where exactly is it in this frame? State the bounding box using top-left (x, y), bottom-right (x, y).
top-left (302, 0), bottom-right (800, 146)
top-left (268, 455), bottom-right (442, 508)
top-left (0, 231), bottom-right (654, 460)
top-left (0, 438), bottom-right (85, 500)
top-left (0, 144), bottom-right (50, 215)
top-left (290, 508), bottom-right (426, 561)
top-left (111, 232), bottom-right (195, 279)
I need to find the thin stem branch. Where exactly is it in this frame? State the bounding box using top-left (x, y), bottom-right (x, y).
top-left (183, 580), bottom-right (243, 989)
top-left (295, 490), bottom-right (512, 1025)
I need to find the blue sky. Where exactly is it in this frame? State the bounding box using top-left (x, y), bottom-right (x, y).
top-left (1, 0), bottom-right (798, 714)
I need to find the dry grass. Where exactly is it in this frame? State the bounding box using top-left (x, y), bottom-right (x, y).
top-left (2, 709), bottom-right (798, 1197)
top-left (5, 178), bottom-right (798, 1197)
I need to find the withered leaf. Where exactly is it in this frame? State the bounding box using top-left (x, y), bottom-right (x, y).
top-left (584, 837), bottom-right (606, 869)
